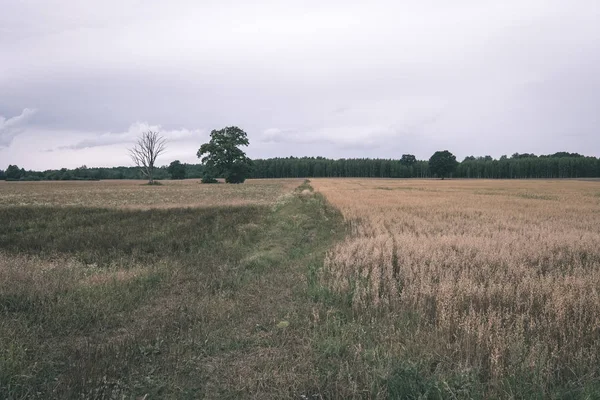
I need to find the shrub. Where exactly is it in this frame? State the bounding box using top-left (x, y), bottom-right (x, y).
top-left (201, 175), bottom-right (218, 184)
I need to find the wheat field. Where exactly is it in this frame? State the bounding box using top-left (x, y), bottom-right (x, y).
top-left (313, 178), bottom-right (600, 393)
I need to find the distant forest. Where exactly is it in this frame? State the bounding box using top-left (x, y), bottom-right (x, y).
top-left (2, 152), bottom-right (600, 181)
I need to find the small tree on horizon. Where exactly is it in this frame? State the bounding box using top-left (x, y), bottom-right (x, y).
top-left (129, 131), bottom-right (167, 184)
top-left (5, 164), bottom-right (24, 180)
top-left (167, 160), bottom-right (186, 180)
top-left (429, 150), bottom-right (458, 179)
top-left (400, 154), bottom-right (417, 167)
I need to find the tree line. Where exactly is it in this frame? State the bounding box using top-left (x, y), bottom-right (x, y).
top-left (0, 164), bottom-right (205, 181)
top-left (4, 152), bottom-right (599, 181)
top-left (248, 152), bottom-right (600, 179)
top-left (456, 153), bottom-right (600, 179)
top-left (249, 156), bottom-right (430, 179)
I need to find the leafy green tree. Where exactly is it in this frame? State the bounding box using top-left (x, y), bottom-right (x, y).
top-left (5, 164), bottom-right (24, 180)
top-left (167, 160), bottom-right (186, 179)
top-left (197, 126), bottom-right (252, 183)
top-left (400, 154), bottom-right (417, 167)
top-left (0, 169), bottom-right (5, 180)
top-left (429, 150), bottom-right (458, 179)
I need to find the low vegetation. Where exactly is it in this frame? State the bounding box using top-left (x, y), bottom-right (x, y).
top-left (0, 179), bottom-right (298, 208)
top-left (1, 178), bottom-right (599, 398)
top-left (0, 179), bottom-right (343, 398)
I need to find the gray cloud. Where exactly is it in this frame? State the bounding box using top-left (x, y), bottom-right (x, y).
top-left (1, 0), bottom-right (599, 169)
top-left (51, 122), bottom-right (207, 151)
top-left (0, 108), bottom-right (37, 147)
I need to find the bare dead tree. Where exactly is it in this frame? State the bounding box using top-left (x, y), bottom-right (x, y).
top-left (129, 131), bottom-right (167, 184)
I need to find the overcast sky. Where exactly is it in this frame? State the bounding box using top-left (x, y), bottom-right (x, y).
top-left (1, 0), bottom-right (599, 170)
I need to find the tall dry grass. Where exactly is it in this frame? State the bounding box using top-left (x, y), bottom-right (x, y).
top-left (313, 178), bottom-right (600, 392)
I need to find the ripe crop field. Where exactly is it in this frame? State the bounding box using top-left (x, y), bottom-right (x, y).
top-left (312, 178), bottom-right (600, 397)
top-left (1, 178), bottom-right (599, 398)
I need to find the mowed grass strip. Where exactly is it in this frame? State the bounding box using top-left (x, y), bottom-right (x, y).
top-left (0, 206), bottom-right (266, 265)
top-left (0, 181), bottom-right (346, 399)
top-left (0, 178), bottom-right (301, 209)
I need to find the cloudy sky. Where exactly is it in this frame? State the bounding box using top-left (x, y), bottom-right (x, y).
top-left (1, 0), bottom-right (599, 170)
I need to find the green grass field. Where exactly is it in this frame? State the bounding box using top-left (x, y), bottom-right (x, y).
top-left (0, 180), bottom-right (348, 398)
